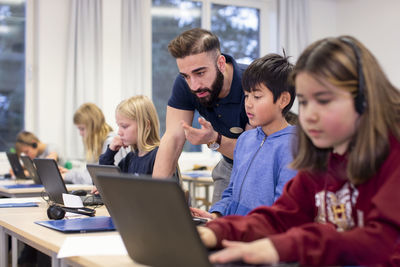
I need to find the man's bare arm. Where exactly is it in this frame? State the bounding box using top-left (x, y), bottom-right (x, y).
top-left (153, 106), bottom-right (194, 178)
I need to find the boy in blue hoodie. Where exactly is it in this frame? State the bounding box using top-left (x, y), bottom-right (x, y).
top-left (191, 53), bottom-right (297, 218)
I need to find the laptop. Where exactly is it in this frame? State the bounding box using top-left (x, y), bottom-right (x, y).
top-left (96, 172), bottom-right (212, 267)
top-left (86, 164), bottom-right (120, 187)
top-left (6, 152), bottom-right (27, 179)
top-left (34, 158), bottom-right (99, 206)
top-left (96, 173), bottom-right (298, 267)
top-left (20, 155), bottom-right (42, 184)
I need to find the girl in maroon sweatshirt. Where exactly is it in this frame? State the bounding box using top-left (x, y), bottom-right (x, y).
top-left (199, 36), bottom-right (400, 266)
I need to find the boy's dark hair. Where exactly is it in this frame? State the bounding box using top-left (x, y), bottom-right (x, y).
top-left (168, 28), bottom-right (221, 59)
top-left (242, 53), bottom-right (295, 116)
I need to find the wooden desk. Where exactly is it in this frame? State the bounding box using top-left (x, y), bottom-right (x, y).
top-left (0, 200), bottom-right (146, 267)
top-left (0, 179), bottom-right (93, 198)
top-left (181, 172), bottom-right (213, 209)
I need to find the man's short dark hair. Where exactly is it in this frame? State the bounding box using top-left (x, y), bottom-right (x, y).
top-left (242, 53), bottom-right (295, 115)
top-left (168, 28), bottom-right (221, 59)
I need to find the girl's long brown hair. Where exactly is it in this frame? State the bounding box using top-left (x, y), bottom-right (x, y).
top-left (291, 36), bottom-right (400, 184)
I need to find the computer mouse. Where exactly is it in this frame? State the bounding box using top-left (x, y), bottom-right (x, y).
top-left (70, 189), bottom-right (87, 196)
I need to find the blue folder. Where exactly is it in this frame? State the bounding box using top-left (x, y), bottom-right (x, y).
top-left (35, 216), bottom-right (116, 233)
top-left (3, 184), bottom-right (44, 189)
top-left (0, 202), bottom-right (38, 208)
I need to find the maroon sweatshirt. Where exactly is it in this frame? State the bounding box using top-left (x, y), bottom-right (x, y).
top-left (207, 135), bottom-right (400, 266)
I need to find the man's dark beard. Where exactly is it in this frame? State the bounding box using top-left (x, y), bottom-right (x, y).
top-left (191, 69), bottom-right (224, 108)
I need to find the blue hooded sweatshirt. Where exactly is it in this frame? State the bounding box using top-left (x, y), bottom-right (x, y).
top-left (209, 125), bottom-right (297, 216)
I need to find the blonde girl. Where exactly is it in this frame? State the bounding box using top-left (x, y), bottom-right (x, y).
top-left (73, 103), bottom-right (114, 163)
top-left (64, 103), bottom-right (126, 184)
top-left (199, 36), bottom-right (400, 266)
top-left (99, 95), bottom-right (160, 175)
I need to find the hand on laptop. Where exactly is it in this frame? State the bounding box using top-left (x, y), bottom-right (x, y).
top-left (208, 238), bottom-right (279, 265)
top-left (91, 186), bottom-right (99, 195)
top-left (58, 165), bottom-right (68, 174)
top-left (190, 207), bottom-right (220, 220)
top-left (197, 226), bottom-right (217, 248)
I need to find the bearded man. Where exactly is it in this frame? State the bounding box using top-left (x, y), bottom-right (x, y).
top-left (153, 28), bottom-right (249, 204)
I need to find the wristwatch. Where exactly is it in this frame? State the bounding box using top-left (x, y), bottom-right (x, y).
top-left (207, 133), bottom-right (222, 151)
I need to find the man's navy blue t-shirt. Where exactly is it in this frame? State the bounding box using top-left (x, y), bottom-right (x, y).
top-left (167, 54), bottom-right (248, 163)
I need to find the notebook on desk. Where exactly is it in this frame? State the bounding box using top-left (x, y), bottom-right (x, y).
top-left (35, 216), bottom-right (115, 233)
top-left (33, 158), bottom-right (99, 206)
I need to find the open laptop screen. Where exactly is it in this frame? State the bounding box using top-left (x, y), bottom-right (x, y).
top-left (34, 158), bottom-right (68, 204)
top-left (96, 173), bottom-right (212, 267)
top-left (6, 152), bottom-right (27, 179)
top-left (21, 155), bottom-right (42, 184)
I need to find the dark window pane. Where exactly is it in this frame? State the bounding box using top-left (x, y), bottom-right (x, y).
top-left (0, 1), bottom-right (25, 151)
top-left (151, 1), bottom-right (261, 152)
top-left (211, 4), bottom-right (260, 64)
top-left (152, 0), bottom-right (201, 152)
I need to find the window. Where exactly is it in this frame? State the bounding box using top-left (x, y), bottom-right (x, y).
top-left (151, 0), bottom-right (274, 151)
top-left (211, 4), bottom-right (260, 64)
top-left (0, 0), bottom-right (26, 152)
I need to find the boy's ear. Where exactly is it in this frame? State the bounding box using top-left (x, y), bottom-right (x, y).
top-left (279, 92), bottom-right (291, 110)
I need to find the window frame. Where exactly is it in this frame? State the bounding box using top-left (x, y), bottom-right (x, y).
top-left (150, 0), bottom-right (278, 153)
top-left (24, 0), bottom-right (36, 132)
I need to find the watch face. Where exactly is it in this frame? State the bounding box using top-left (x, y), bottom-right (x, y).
top-left (209, 142), bottom-right (220, 151)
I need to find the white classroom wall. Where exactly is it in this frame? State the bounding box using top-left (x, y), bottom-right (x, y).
top-left (309, 0), bottom-right (400, 87)
top-left (27, 0), bottom-right (400, 158)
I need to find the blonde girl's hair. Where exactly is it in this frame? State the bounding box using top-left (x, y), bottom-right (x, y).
top-left (116, 95), bottom-right (160, 152)
top-left (290, 36), bottom-right (400, 184)
top-left (15, 131), bottom-right (40, 156)
top-left (73, 103), bottom-right (113, 162)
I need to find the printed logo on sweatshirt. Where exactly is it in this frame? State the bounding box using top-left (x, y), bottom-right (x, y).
top-left (315, 182), bottom-right (363, 231)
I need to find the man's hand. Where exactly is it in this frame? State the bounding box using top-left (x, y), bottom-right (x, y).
top-left (91, 186), bottom-right (99, 195)
top-left (181, 117), bottom-right (218, 145)
top-left (190, 207), bottom-right (214, 219)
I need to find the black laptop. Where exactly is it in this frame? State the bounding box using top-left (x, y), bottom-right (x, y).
top-left (6, 152), bottom-right (27, 179)
top-left (96, 173), bottom-right (298, 267)
top-left (34, 158), bottom-right (100, 206)
top-left (86, 164), bottom-right (120, 187)
top-left (20, 155), bottom-right (42, 184)
top-left (96, 173), bottom-right (212, 267)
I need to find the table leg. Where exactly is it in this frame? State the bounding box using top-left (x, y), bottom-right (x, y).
top-left (51, 252), bottom-right (60, 267)
top-left (0, 226), bottom-right (8, 267)
top-left (11, 236), bottom-right (17, 267)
